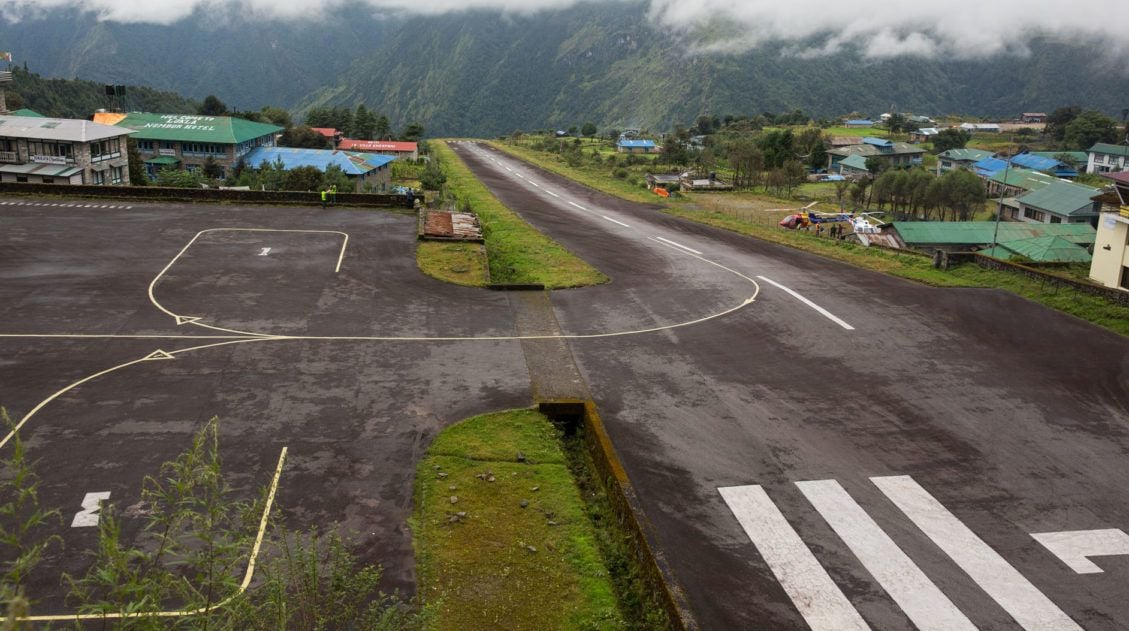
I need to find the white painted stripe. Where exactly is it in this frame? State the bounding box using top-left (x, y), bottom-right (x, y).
top-left (872, 476), bottom-right (1082, 631)
top-left (530, 181), bottom-right (540, 187)
top-left (546, 191), bottom-right (560, 198)
top-left (1031, 529), bottom-right (1129, 574)
top-left (655, 236), bottom-right (702, 255)
top-left (796, 480), bottom-right (976, 631)
top-left (756, 276), bottom-right (854, 330)
top-left (719, 485), bottom-right (869, 631)
top-left (601, 215), bottom-right (630, 228)
top-left (568, 201), bottom-right (590, 212)
top-left (126, 206), bottom-right (133, 209)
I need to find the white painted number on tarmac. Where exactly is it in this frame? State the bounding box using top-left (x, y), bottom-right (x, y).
top-left (71, 492), bottom-right (111, 527)
top-left (258, 247), bottom-right (272, 256)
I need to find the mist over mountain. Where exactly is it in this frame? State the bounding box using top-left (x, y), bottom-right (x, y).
top-left (2, 1), bottom-right (1125, 136)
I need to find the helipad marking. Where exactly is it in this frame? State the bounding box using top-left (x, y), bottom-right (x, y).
top-left (756, 276), bottom-right (854, 331)
top-left (259, 247), bottom-right (272, 256)
top-left (71, 492), bottom-right (111, 528)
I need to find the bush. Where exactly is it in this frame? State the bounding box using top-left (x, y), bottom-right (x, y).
top-left (612, 168), bottom-right (628, 179)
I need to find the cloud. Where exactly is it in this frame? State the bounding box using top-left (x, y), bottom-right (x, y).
top-left (646, 0), bottom-right (1126, 59)
top-left (1, 0), bottom-right (1125, 59)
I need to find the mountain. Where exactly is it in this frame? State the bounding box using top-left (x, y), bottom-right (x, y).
top-left (4, 67), bottom-right (197, 119)
top-left (2, 2), bottom-right (1126, 137)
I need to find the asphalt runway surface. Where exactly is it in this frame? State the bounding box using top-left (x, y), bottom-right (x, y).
top-left (448, 142), bottom-right (1129, 630)
top-left (2, 151), bottom-right (1128, 629)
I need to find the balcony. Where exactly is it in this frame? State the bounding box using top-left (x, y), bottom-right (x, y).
top-left (0, 150), bottom-right (18, 163)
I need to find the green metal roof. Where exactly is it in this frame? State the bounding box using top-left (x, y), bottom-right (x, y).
top-left (988, 167), bottom-right (1057, 191)
top-left (1016, 180), bottom-right (1100, 217)
top-left (9, 108), bottom-right (45, 118)
top-left (983, 235), bottom-right (1092, 263)
top-left (1089, 143), bottom-right (1129, 158)
top-left (828, 141), bottom-right (925, 158)
top-left (143, 156), bottom-right (180, 165)
top-left (114, 112), bottom-right (282, 144)
top-left (892, 221), bottom-right (1096, 246)
top-left (938, 148), bottom-right (994, 162)
top-left (838, 154), bottom-right (869, 170)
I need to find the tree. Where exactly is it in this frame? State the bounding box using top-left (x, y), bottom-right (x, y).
top-left (931, 128), bottom-right (971, 153)
top-left (198, 95), bottom-right (228, 116)
top-left (352, 105), bottom-right (376, 138)
top-left (1045, 106), bottom-right (1082, 142)
top-left (156, 168), bottom-right (205, 188)
top-left (886, 113), bottom-right (906, 135)
top-left (375, 115), bottom-right (391, 139)
top-left (1063, 110), bottom-right (1118, 150)
top-left (581, 122), bottom-right (598, 138)
top-left (279, 125), bottom-right (333, 149)
top-left (125, 137), bottom-right (147, 186)
top-left (259, 106), bottom-right (292, 128)
top-left (202, 156), bottom-right (224, 180)
top-left (279, 166), bottom-right (323, 192)
top-left (401, 122), bottom-right (425, 142)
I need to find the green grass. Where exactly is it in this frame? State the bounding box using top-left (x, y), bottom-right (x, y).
top-left (417, 241), bottom-right (489, 287)
top-left (823, 126), bottom-right (892, 138)
top-left (413, 409), bottom-right (626, 631)
top-left (433, 141), bottom-right (608, 288)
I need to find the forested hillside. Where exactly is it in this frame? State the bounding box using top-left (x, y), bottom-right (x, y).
top-left (4, 67), bottom-right (197, 118)
top-left (2, 1), bottom-right (1126, 136)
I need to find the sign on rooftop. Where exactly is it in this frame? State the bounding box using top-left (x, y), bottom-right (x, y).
top-left (140, 115), bottom-right (218, 132)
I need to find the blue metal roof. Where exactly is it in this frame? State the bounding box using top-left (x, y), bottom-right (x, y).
top-left (973, 157), bottom-right (1008, 177)
top-left (862, 137), bottom-right (894, 148)
top-left (1010, 153), bottom-right (1061, 172)
top-left (243, 147), bottom-right (394, 175)
top-left (618, 139), bottom-right (656, 148)
top-left (845, 119), bottom-right (874, 125)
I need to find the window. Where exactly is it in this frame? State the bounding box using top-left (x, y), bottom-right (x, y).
top-left (1023, 207), bottom-right (1046, 222)
top-left (1121, 267), bottom-right (1129, 291)
top-left (90, 138), bottom-right (122, 162)
top-left (91, 170), bottom-right (105, 185)
top-left (110, 166), bottom-right (124, 184)
top-left (138, 140), bottom-right (155, 152)
top-left (41, 177), bottom-right (54, 184)
top-left (27, 141), bottom-right (74, 163)
top-left (16, 176), bottom-right (28, 183)
top-left (1049, 216), bottom-right (1061, 224)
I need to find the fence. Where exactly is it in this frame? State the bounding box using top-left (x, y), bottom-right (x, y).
top-left (0, 182), bottom-right (413, 208)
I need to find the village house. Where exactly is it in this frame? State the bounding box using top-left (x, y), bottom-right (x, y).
top-left (936, 148), bottom-right (995, 175)
top-left (1013, 179), bottom-right (1101, 226)
top-left (826, 137), bottom-right (925, 172)
top-left (836, 154), bottom-right (871, 179)
top-left (242, 146), bottom-right (394, 192)
top-left (0, 114), bottom-right (134, 185)
top-left (1021, 113), bottom-right (1048, 124)
top-left (1087, 143), bottom-right (1129, 174)
top-left (97, 112), bottom-right (282, 180)
top-left (617, 139), bottom-right (660, 154)
top-left (644, 173), bottom-right (681, 191)
top-left (909, 127), bottom-right (940, 143)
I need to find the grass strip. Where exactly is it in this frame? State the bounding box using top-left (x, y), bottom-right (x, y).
top-left (412, 409), bottom-right (625, 630)
top-left (487, 141), bottom-right (664, 206)
top-left (417, 241), bottom-right (489, 287)
top-left (432, 141), bottom-right (608, 288)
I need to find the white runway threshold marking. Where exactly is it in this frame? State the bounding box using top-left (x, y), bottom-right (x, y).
top-left (1031, 528), bottom-right (1129, 574)
top-left (796, 480), bottom-right (976, 631)
top-left (653, 236), bottom-right (701, 255)
top-left (719, 485), bottom-right (870, 631)
top-left (756, 276), bottom-right (854, 330)
top-left (872, 475), bottom-right (1082, 631)
top-left (71, 492), bottom-right (111, 527)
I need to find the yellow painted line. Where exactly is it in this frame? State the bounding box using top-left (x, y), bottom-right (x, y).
top-left (147, 228), bottom-right (349, 337)
top-left (17, 446), bottom-right (288, 622)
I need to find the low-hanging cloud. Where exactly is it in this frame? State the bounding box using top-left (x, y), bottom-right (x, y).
top-left (2, 0), bottom-right (1125, 59)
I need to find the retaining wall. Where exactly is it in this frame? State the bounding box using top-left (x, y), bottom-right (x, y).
top-left (0, 182), bottom-right (413, 208)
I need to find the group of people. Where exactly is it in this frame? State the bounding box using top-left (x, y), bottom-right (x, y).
top-left (812, 223), bottom-right (845, 239)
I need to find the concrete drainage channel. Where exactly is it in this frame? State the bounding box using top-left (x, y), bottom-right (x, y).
top-left (540, 399), bottom-right (699, 630)
top-left (507, 287), bottom-right (697, 629)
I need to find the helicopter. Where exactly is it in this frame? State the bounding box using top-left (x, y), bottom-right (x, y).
top-left (768, 202), bottom-right (884, 234)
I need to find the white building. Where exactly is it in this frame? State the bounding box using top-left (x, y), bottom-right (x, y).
top-left (1086, 143), bottom-right (1129, 174)
top-left (0, 115), bottom-right (134, 185)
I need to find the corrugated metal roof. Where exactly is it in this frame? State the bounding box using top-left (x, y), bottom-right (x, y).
top-left (1016, 180), bottom-right (1100, 217)
top-left (892, 221), bottom-right (1096, 246)
top-left (243, 146), bottom-right (394, 175)
top-left (863, 137), bottom-right (893, 147)
top-left (618, 139), bottom-right (657, 148)
top-left (829, 141), bottom-right (924, 158)
top-left (337, 139), bottom-right (418, 152)
top-left (0, 115), bottom-right (134, 142)
top-left (845, 120), bottom-right (874, 125)
top-left (114, 113), bottom-right (282, 144)
top-left (1031, 151), bottom-right (1087, 164)
top-left (1010, 153), bottom-right (1062, 172)
top-left (986, 166), bottom-right (1058, 191)
top-left (839, 154), bottom-right (869, 170)
top-left (986, 235), bottom-right (1092, 263)
top-left (0, 162), bottom-right (83, 177)
top-left (1089, 143), bottom-right (1129, 158)
top-left (939, 148), bottom-right (995, 162)
top-left (9, 109), bottom-right (45, 118)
